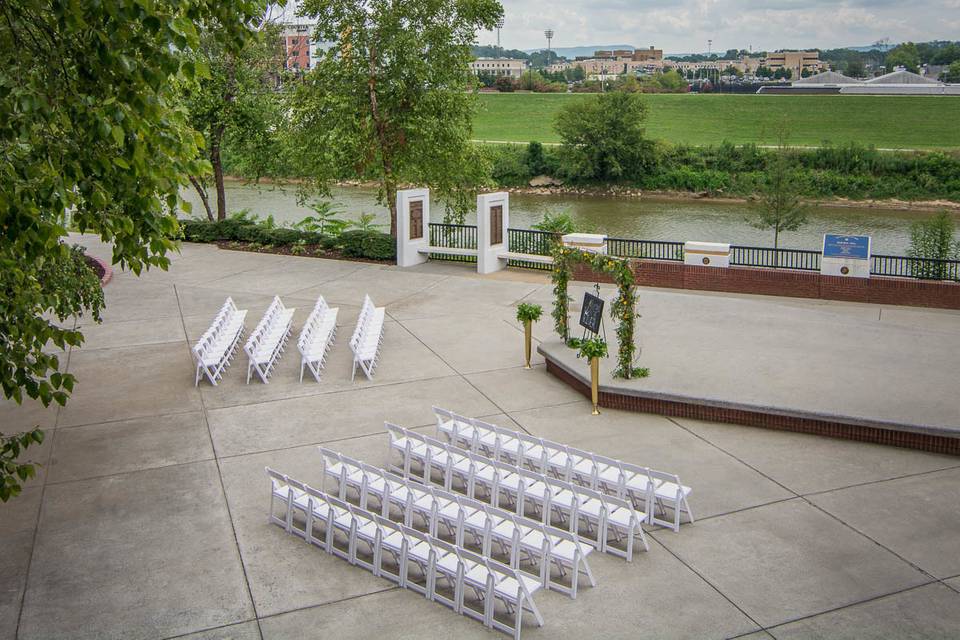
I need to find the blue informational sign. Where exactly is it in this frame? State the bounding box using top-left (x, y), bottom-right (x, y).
top-left (822, 234), bottom-right (871, 260)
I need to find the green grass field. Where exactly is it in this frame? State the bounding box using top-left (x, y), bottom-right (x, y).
top-left (473, 93), bottom-right (960, 149)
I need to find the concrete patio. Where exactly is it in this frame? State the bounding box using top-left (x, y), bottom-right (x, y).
top-left (2, 236), bottom-right (959, 640)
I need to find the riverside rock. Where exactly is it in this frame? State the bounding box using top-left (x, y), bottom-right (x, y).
top-left (529, 175), bottom-right (564, 187)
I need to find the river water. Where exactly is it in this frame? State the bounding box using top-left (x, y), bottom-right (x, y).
top-left (180, 181), bottom-right (959, 255)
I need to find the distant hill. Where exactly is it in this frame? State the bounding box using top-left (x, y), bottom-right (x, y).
top-left (522, 44), bottom-right (636, 59)
top-left (844, 43), bottom-right (898, 53)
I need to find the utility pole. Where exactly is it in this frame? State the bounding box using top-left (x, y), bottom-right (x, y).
top-left (495, 18), bottom-right (504, 58)
top-left (544, 29), bottom-right (554, 69)
top-left (708, 39), bottom-right (712, 57)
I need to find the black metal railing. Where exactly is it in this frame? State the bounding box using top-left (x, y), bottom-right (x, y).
top-left (872, 254), bottom-right (960, 281)
top-left (424, 223), bottom-right (960, 282)
top-left (730, 246), bottom-right (822, 271)
top-left (607, 238), bottom-right (685, 261)
top-left (428, 223), bottom-right (477, 263)
top-left (507, 228), bottom-right (555, 270)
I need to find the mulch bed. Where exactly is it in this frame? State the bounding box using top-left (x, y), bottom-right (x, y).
top-left (212, 240), bottom-right (394, 265)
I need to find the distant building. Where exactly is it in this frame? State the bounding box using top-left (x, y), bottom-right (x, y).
top-left (470, 58), bottom-right (527, 78)
top-left (548, 46), bottom-right (663, 78)
top-left (763, 51), bottom-right (823, 77)
top-left (757, 69), bottom-right (960, 95)
top-left (282, 23), bottom-right (313, 71)
top-left (631, 46), bottom-right (663, 62)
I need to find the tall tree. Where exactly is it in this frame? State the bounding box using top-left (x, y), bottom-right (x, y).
top-left (291, 0), bottom-right (502, 235)
top-left (943, 60), bottom-right (960, 83)
top-left (886, 42), bottom-right (920, 73)
top-left (182, 21), bottom-right (285, 221)
top-left (554, 92), bottom-right (654, 181)
top-left (749, 124), bottom-right (809, 254)
top-left (907, 211), bottom-right (960, 280)
top-left (0, 0), bottom-right (263, 500)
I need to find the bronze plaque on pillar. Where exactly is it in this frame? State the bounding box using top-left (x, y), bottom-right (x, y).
top-left (490, 205), bottom-right (503, 246)
top-left (410, 200), bottom-right (423, 240)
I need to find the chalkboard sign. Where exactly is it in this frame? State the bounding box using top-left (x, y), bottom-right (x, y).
top-left (579, 292), bottom-right (604, 334)
top-left (823, 234), bottom-right (870, 260)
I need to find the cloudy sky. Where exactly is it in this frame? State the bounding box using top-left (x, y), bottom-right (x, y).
top-left (482, 0), bottom-right (960, 53)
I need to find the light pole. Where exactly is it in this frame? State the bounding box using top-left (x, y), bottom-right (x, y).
top-left (495, 18), bottom-right (504, 58)
top-left (544, 29), bottom-right (554, 69)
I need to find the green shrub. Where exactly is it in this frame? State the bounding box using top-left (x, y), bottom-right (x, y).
top-left (215, 219), bottom-right (255, 241)
top-left (298, 231), bottom-right (326, 245)
top-left (321, 235), bottom-right (340, 250)
top-left (233, 223), bottom-right (268, 243)
top-left (360, 233), bottom-right (396, 260)
top-left (181, 219), bottom-right (219, 243)
top-left (264, 228), bottom-right (303, 245)
top-left (337, 229), bottom-right (372, 257)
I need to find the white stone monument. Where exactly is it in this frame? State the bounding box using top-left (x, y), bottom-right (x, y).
top-left (396, 188), bottom-right (430, 268)
top-left (684, 241), bottom-right (731, 268)
top-left (561, 233), bottom-right (608, 254)
top-left (477, 191), bottom-right (509, 275)
top-left (821, 234), bottom-right (871, 278)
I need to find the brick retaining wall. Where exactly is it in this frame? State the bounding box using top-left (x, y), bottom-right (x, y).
top-left (571, 260), bottom-right (960, 310)
top-left (545, 358), bottom-right (960, 456)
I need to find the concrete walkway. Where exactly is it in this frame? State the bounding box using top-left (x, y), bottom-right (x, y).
top-left (2, 237), bottom-right (959, 640)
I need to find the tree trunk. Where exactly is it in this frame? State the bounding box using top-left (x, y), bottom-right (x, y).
top-left (211, 126), bottom-right (227, 221)
top-left (189, 176), bottom-right (215, 221)
top-left (385, 178), bottom-right (398, 238)
top-left (367, 45), bottom-right (398, 238)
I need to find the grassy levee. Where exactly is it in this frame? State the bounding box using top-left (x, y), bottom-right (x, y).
top-left (473, 93), bottom-right (960, 149)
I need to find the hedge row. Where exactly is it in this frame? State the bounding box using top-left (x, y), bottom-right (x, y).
top-left (179, 219), bottom-right (396, 261)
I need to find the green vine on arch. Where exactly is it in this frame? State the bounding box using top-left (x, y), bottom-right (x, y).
top-left (551, 245), bottom-right (649, 379)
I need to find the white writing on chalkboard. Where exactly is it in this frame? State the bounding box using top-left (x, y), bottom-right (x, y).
top-left (579, 292), bottom-right (604, 334)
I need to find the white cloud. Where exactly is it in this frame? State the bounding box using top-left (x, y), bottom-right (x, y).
top-left (484, 0), bottom-right (958, 52)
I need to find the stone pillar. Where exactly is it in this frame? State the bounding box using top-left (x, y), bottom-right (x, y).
top-left (477, 191), bottom-right (509, 275)
top-left (396, 188), bottom-right (430, 268)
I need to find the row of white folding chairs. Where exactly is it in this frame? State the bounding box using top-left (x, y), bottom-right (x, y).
top-left (349, 294), bottom-right (385, 381)
top-left (267, 468), bottom-right (544, 640)
top-left (244, 296), bottom-right (295, 384)
top-left (297, 296), bottom-right (339, 383)
top-left (192, 297), bottom-right (247, 386)
top-left (434, 407), bottom-right (694, 532)
top-left (386, 423), bottom-right (649, 561)
top-left (319, 447), bottom-right (597, 598)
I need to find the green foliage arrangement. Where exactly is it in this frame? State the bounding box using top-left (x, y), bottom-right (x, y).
top-left (576, 336), bottom-right (608, 360)
top-left (551, 247), bottom-right (647, 379)
top-left (907, 211), bottom-right (960, 280)
top-left (516, 303), bottom-right (543, 324)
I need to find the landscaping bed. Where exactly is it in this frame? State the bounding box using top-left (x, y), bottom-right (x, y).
top-left (179, 217), bottom-right (396, 263)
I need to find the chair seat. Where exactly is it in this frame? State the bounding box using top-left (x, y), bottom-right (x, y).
top-left (655, 480), bottom-right (691, 500)
top-left (607, 506), bottom-right (642, 529)
top-left (380, 530), bottom-right (406, 552)
top-left (494, 573), bottom-right (542, 600)
top-left (355, 519), bottom-right (379, 541)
